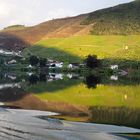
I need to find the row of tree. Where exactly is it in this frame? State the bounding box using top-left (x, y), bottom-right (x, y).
top-left (29, 55), bottom-right (101, 68)
top-left (29, 56), bottom-right (47, 67)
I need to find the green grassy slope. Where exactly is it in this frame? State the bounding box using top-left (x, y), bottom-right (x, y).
top-left (35, 83), bottom-right (140, 108)
top-left (24, 35), bottom-right (140, 66)
top-left (82, 0), bottom-right (140, 35)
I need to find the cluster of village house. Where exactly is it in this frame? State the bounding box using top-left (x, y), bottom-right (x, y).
top-left (0, 49), bottom-right (83, 68)
top-left (5, 57), bottom-right (85, 69)
top-left (4, 71), bottom-right (82, 82)
top-left (6, 57), bottom-right (120, 71)
top-left (0, 49), bottom-right (22, 57)
top-left (1, 49), bottom-right (121, 71)
top-left (47, 59), bottom-right (85, 69)
top-left (26, 59), bottom-right (85, 69)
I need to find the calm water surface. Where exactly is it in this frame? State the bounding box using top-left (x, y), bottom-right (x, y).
top-left (0, 72), bottom-right (140, 139)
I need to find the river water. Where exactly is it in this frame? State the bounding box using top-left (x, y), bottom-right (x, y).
top-left (0, 72), bottom-right (140, 139)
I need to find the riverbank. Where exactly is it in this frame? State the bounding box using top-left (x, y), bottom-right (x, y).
top-left (0, 108), bottom-right (140, 140)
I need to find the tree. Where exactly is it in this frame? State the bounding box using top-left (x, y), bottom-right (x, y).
top-left (39, 58), bottom-right (47, 67)
top-left (29, 74), bottom-right (39, 84)
top-left (39, 73), bottom-right (47, 81)
top-left (29, 56), bottom-right (39, 66)
top-left (85, 55), bottom-right (100, 68)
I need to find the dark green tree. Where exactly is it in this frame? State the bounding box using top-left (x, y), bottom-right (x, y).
top-left (29, 56), bottom-right (39, 66)
top-left (85, 55), bottom-right (100, 68)
top-left (39, 58), bottom-right (47, 67)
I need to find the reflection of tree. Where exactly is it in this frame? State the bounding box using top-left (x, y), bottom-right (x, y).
top-left (0, 88), bottom-right (27, 102)
top-left (85, 75), bottom-right (101, 89)
top-left (39, 58), bottom-right (47, 67)
top-left (29, 56), bottom-right (39, 66)
top-left (85, 55), bottom-right (100, 68)
top-left (88, 106), bottom-right (140, 129)
top-left (39, 73), bottom-right (47, 82)
top-left (29, 75), bottom-right (39, 85)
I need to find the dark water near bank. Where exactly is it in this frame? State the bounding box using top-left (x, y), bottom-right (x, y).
top-left (0, 72), bottom-right (140, 139)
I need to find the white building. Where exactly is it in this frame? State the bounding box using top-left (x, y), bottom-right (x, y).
top-left (110, 65), bottom-right (118, 70)
top-left (49, 62), bottom-right (63, 68)
top-left (49, 73), bottom-right (63, 80)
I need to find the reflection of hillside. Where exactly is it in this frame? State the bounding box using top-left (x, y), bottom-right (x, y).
top-left (0, 87), bottom-right (27, 102)
top-left (0, 72), bottom-right (140, 99)
top-left (89, 107), bottom-right (140, 129)
top-left (36, 83), bottom-right (140, 107)
top-left (101, 75), bottom-right (140, 86)
top-left (0, 72), bottom-right (27, 84)
top-left (51, 106), bottom-right (140, 130)
top-left (26, 73), bottom-right (140, 94)
top-left (7, 94), bottom-right (89, 119)
top-left (27, 77), bottom-right (81, 93)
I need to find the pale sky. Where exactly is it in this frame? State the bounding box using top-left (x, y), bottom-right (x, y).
top-left (0, 0), bottom-right (133, 29)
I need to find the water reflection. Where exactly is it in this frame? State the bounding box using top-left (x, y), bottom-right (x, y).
top-left (0, 72), bottom-right (140, 130)
top-left (85, 75), bottom-right (101, 89)
top-left (29, 74), bottom-right (39, 85)
top-left (0, 87), bottom-right (27, 102)
top-left (89, 107), bottom-right (140, 129)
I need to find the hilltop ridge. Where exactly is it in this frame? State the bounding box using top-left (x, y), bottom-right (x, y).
top-left (0, 0), bottom-right (140, 50)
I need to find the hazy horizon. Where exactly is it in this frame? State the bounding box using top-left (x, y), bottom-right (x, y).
top-left (0, 0), bottom-right (133, 29)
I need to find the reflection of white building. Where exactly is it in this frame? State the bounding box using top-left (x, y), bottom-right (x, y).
top-left (4, 73), bottom-right (17, 80)
top-left (27, 65), bottom-right (33, 69)
top-left (48, 59), bottom-right (54, 63)
top-left (7, 75), bottom-right (17, 80)
top-left (49, 73), bottom-right (63, 80)
top-left (66, 73), bottom-right (84, 80)
top-left (119, 70), bottom-right (128, 76)
top-left (67, 63), bottom-right (79, 69)
top-left (55, 62), bottom-right (63, 68)
top-left (0, 83), bottom-right (21, 90)
top-left (67, 64), bottom-right (73, 69)
top-left (26, 72), bottom-right (34, 76)
top-left (7, 59), bottom-right (17, 64)
top-left (67, 74), bottom-right (73, 79)
top-left (110, 75), bottom-right (118, 81)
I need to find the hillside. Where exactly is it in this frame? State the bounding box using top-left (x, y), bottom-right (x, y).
top-left (82, 0), bottom-right (140, 35)
top-left (0, 15), bottom-right (88, 45)
top-left (24, 35), bottom-right (140, 65)
top-left (0, 0), bottom-right (140, 64)
top-left (3, 25), bottom-right (26, 31)
top-left (0, 0), bottom-right (140, 49)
